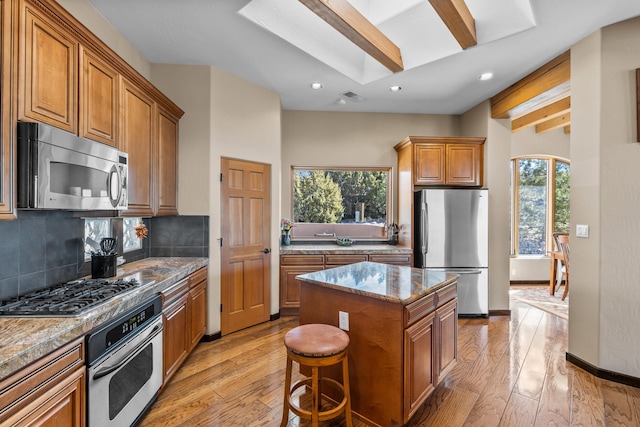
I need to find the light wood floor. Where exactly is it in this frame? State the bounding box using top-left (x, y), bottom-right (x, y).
top-left (139, 296), bottom-right (640, 426)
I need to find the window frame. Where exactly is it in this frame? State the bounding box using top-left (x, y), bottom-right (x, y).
top-left (290, 166), bottom-right (393, 242)
top-left (511, 156), bottom-right (570, 256)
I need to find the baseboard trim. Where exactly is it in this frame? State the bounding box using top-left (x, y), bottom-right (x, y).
top-left (510, 280), bottom-right (549, 285)
top-left (270, 312), bottom-right (281, 321)
top-left (489, 309), bottom-right (511, 317)
top-left (566, 352), bottom-right (640, 388)
top-left (201, 331), bottom-right (222, 342)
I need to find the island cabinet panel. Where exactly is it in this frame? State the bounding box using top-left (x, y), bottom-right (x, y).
top-left (404, 311), bottom-right (436, 422)
top-left (0, 337), bottom-right (85, 426)
top-left (19, 2), bottom-right (78, 133)
top-left (435, 298), bottom-right (458, 384)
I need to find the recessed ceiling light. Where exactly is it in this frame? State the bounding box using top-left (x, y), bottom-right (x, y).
top-left (309, 82), bottom-right (324, 90)
top-left (389, 85), bottom-right (402, 92)
top-left (336, 98), bottom-right (347, 105)
top-left (478, 72), bottom-right (494, 81)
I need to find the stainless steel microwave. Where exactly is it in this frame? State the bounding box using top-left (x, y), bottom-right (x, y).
top-left (17, 121), bottom-right (128, 210)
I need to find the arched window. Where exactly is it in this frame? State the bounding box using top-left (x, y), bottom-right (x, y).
top-left (511, 157), bottom-right (570, 255)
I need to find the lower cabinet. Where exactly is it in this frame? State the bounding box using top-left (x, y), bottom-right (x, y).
top-left (280, 253), bottom-right (411, 314)
top-left (161, 267), bottom-right (207, 388)
top-left (0, 338), bottom-right (85, 426)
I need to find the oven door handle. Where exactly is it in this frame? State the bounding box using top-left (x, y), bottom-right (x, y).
top-left (93, 323), bottom-right (162, 381)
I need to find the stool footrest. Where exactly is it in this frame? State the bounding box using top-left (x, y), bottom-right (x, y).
top-left (288, 377), bottom-right (348, 422)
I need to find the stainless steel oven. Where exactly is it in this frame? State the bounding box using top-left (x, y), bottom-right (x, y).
top-left (86, 295), bottom-right (163, 427)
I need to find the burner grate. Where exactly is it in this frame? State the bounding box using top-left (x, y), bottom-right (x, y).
top-left (0, 278), bottom-right (141, 316)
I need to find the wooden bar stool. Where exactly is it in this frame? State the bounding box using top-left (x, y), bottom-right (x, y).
top-left (280, 324), bottom-right (353, 427)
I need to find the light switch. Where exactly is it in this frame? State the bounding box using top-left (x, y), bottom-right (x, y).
top-left (576, 224), bottom-right (589, 238)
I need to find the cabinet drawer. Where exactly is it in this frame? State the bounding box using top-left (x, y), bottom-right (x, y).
top-left (280, 255), bottom-right (324, 266)
top-left (161, 277), bottom-right (189, 304)
top-left (369, 254), bottom-right (412, 265)
top-left (188, 267), bottom-right (208, 287)
top-left (404, 294), bottom-right (436, 327)
top-left (436, 282), bottom-right (457, 308)
top-left (325, 254), bottom-right (367, 265)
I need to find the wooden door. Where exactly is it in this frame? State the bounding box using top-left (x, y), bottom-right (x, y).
top-left (220, 158), bottom-right (271, 335)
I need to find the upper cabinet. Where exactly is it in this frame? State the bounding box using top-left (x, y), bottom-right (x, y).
top-left (19, 1), bottom-right (77, 133)
top-left (9, 0), bottom-right (185, 218)
top-left (395, 136), bottom-right (485, 187)
top-left (0, 0), bottom-right (15, 219)
top-left (80, 47), bottom-right (118, 147)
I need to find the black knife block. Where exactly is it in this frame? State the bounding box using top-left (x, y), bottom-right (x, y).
top-left (91, 254), bottom-right (117, 279)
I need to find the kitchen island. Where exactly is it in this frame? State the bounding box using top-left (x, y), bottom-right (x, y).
top-left (297, 261), bottom-right (458, 427)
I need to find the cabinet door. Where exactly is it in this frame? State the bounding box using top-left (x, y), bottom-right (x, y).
top-left (4, 366), bottom-right (85, 427)
top-left (435, 298), bottom-right (458, 384)
top-left (120, 78), bottom-right (156, 217)
top-left (20, 4), bottom-right (77, 132)
top-left (0, 0), bottom-right (14, 219)
top-left (80, 47), bottom-right (118, 147)
top-left (156, 107), bottom-right (179, 216)
top-left (279, 265), bottom-right (323, 314)
top-left (446, 144), bottom-right (482, 186)
top-left (403, 311), bottom-right (435, 423)
top-left (189, 280), bottom-right (207, 351)
top-left (414, 144), bottom-right (446, 185)
top-left (162, 292), bottom-right (189, 387)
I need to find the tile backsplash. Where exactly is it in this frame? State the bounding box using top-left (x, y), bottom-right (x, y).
top-left (0, 211), bottom-right (209, 301)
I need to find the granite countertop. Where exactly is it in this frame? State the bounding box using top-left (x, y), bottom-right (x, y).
top-left (0, 257), bottom-right (208, 381)
top-left (296, 261), bottom-right (457, 305)
top-left (280, 243), bottom-right (412, 255)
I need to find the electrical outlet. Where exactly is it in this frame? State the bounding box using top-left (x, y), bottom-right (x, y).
top-left (339, 311), bottom-right (349, 331)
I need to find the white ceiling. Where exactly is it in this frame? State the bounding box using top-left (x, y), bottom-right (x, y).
top-left (86, 0), bottom-right (640, 115)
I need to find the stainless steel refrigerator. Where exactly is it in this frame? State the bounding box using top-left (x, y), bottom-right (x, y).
top-left (414, 188), bottom-right (489, 317)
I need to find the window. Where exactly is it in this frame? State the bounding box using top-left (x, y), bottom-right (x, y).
top-left (291, 167), bottom-right (391, 240)
top-left (511, 157), bottom-right (570, 255)
top-left (84, 217), bottom-right (144, 259)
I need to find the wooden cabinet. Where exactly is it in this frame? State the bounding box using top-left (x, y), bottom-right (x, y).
top-left (299, 275), bottom-right (457, 426)
top-left (161, 267), bottom-right (207, 388)
top-left (155, 107), bottom-right (179, 216)
top-left (0, 337), bottom-right (85, 426)
top-left (120, 78), bottom-right (156, 217)
top-left (79, 47), bottom-right (118, 147)
top-left (279, 254), bottom-right (411, 315)
top-left (0, 0), bottom-right (15, 219)
top-left (404, 311), bottom-right (435, 421)
top-left (19, 1), bottom-right (78, 133)
top-left (395, 136), bottom-right (485, 187)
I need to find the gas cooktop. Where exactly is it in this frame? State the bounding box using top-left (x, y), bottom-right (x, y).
top-left (0, 277), bottom-right (150, 317)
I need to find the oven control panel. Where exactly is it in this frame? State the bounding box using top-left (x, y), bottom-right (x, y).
top-left (86, 295), bottom-right (162, 366)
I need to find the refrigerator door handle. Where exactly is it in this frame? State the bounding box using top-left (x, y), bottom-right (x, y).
top-left (421, 201), bottom-right (428, 254)
top-left (427, 268), bottom-right (483, 274)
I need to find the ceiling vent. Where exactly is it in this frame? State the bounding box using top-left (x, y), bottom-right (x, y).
top-left (341, 91), bottom-right (366, 102)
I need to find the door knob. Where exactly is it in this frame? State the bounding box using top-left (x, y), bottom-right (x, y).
top-left (263, 248), bottom-right (271, 254)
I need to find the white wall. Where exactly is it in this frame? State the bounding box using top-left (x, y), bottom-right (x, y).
top-left (569, 17), bottom-right (640, 377)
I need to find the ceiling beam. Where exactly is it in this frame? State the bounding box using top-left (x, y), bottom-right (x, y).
top-left (428, 0), bottom-right (477, 49)
top-left (299, 0), bottom-right (404, 73)
top-left (535, 112), bottom-right (571, 134)
top-left (511, 96), bottom-right (571, 132)
top-left (491, 50), bottom-right (570, 119)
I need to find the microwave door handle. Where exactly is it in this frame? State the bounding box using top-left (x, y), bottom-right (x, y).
top-left (107, 164), bottom-right (121, 208)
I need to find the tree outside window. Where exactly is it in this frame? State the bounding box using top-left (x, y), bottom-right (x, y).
top-left (512, 157), bottom-right (570, 255)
